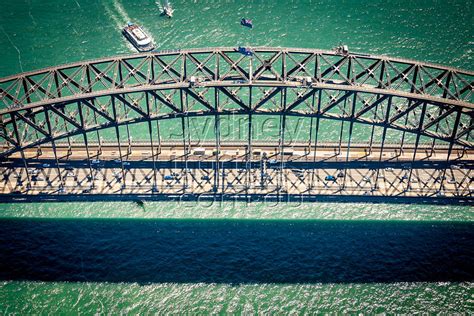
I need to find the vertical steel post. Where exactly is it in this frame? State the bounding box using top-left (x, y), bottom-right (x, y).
top-left (278, 88), bottom-right (287, 196)
top-left (401, 66), bottom-right (418, 154)
top-left (399, 109), bottom-right (410, 156)
top-left (29, 114), bottom-right (43, 158)
top-left (307, 93), bottom-right (315, 154)
top-left (10, 113), bottom-right (31, 189)
top-left (439, 109), bottom-right (461, 193)
top-left (343, 93), bottom-right (357, 190)
top-left (85, 65), bottom-right (100, 157)
top-left (378, 97), bottom-right (393, 161)
top-left (406, 102), bottom-right (427, 192)
top-left (368, 95), bottom-right (381, 156)
top-left (345, 93), bottom-right (357, 162)
top-left (85, 64), bottom-right (92, 93)
top-left (180, 89), bottom-right (189, 192)
top-left (125, 101), bottom-right (132, 155)
top-left (154, 93), bottom-right (162, 156)
top-left (246, 87), bottom-right (253, 199)
top-left (111, 96), bottom-right (126, 188)
top-left (117, 61), bottom-right (131, 155)
top-left (145, 92), bottom-right (157, 191)
top-left (61, 108), bottom-right (72, 156)
top-left (44, 109), bottom-right (64, 190)
top-left (150, 56), bottom-right (156, 84)
top-left (23, 79), bottom-right (43, 158)
top-left (311, 90), bottom-right (322, 192)
top-left (213, 54), bottom-right (221, 194)
top-left (374, 96), bottom-right (392, 190)
top-left (54, 70), bottom-right (71, 156)
top-left (77, 101), bottom-right (94, 187)
top-left (179, 53), bottom-right (189, 195)
top-left (431, 71), bottom-right (453, 155)
top-left (91, 103), bottom-right (101, 156)
top-left (53, 71), bottom-right (61, 99)
top-left (153, 96), bottom-right (162, 190)
top-left (337, 99), bottom-right (346, 157)
top-left (213, 88), bottom-right (220, 194)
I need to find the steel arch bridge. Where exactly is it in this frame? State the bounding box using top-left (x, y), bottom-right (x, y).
top-left (0, 47), bottom-right (473, 204)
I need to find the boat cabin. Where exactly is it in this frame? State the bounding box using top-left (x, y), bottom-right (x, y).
top-left (122, 23), bottom-right (155, 52)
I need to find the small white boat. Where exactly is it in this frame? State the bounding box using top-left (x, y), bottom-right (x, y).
top-left (122, 22), bottom-right (155, 52)
top-left (161, 0), bottom-right (174, 18)
top-left (163, 6), bottom-right (174, 17)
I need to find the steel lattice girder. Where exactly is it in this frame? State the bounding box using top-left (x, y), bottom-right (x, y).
top-left (0, 47), bottom-right (473, 158)
top-left (0, 85), bottom-right (472, 158)
top-left (1, 47), bottom-right (472, 109)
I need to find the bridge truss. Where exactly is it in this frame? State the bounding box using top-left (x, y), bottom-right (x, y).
top-left (0, 47), bottom-right (472, 203)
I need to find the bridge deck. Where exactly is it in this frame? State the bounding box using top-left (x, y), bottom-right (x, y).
top-left (4, 143), bottom-right (471, 163)
top-left (1, 47), bottom-right (472, 203)
top-left (2, 144), bottom-right (472, 203)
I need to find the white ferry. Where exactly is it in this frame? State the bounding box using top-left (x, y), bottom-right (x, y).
top-left (122, 22), bottom-right (155, 52)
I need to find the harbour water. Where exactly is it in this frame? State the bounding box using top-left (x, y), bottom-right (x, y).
top-left (0, 0), bottom-right (473, 313)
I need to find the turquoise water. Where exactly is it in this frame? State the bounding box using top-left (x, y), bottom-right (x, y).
top-left (1, 0), bottom-right (472, 77)
top-left (1, 0), bottom-right (473, 313)
top-left (1, 201), bottom-right (474, 221)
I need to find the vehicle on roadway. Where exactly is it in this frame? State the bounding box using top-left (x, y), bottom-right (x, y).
top-left (236, 46), bottom-right (254, 56)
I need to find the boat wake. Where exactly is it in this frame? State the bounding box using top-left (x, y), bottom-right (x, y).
top-left (155, 1), bottom-right (164, 12)
top-left (103, 0), bottom-right (132, 28)
top-left (157, 0), bottom-right (174, 18)
top-left (103, 3), bottom-right (123, 30)
top-left (113, 0), bottom-right (132, 23)
top-left (104, 0), bottom-right (154, 53)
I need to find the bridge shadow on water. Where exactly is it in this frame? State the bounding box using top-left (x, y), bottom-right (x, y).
top-left (0, 218), bottom-right (473, 284)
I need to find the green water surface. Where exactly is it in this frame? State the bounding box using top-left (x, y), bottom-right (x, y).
top-left (0, 0), bottom-right (473, 313)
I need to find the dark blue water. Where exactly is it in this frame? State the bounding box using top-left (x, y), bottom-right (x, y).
top-left (1, 219), bottom-right (473, 284)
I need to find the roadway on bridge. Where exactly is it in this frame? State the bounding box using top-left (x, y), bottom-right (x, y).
top-left (1, 144), bottom-right (471, 202)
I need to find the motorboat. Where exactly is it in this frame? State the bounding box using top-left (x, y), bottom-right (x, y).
top-left (241, 18), bottom-right (253, 28)
top-left (122, 22), bottom-right (155, 52)
top-left (163, 6), bottom-right (174, 18)
top-left (161, 0), bottom-right (174, 18)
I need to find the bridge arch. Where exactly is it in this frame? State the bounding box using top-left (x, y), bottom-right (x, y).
top-left (0, 47), bottom-right (473, 158)
top-left (0, 47), bottom-right (472, 204)
top-left (0, 87), bottom-right (472, 157)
